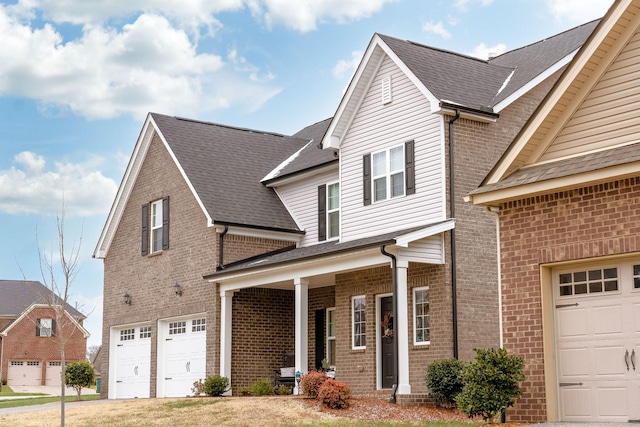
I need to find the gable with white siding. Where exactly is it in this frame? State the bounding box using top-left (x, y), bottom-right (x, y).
top-left (340, 54), bottom-right (446, 242)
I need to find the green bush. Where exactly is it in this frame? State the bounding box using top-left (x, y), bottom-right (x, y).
top-left (317, 379), bottom-right (352, 409)
top-left (274, 384), bottom-right (293, 395)
top-left (456, 348), bottom-right (525, 422)
top-left (248, 378), bottom-right (274, 396)
top-left (203, 375), bottom-right (230, 396)
top-left (65, 361), bottom-right (96, 401)
top-left (426, 358), bottom-right (466, 408)
top-left (300, 371), bottom-right (327, 398)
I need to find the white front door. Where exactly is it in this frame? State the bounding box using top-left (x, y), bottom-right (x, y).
top-left (112, 325), bottom-right (151, 399)
top-left (158, 317), bottom-right (206, 397)
top-left (555, 261), bottom-right (640, 422)
top-left (7, 361), bottom-right (41, 386)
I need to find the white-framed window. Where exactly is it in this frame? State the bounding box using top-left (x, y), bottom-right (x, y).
top-left (326, 308), bottom-right (336, 367)
top-left (192, 318), bottom-right (206, 332)
top-left (39, 318), bottom-right (53, 337)
top-left (352, 296), bottom-right (366, 349)
top-left (120, 328), bottom-right (135, 341)
top-left (169, 321), bottom-right (186, 335)
top-left (558, 267), bottom-right (618, 297)
top-left (327, 183), bottom-right (340, 239)
top-left (151, 199), bottom-right (163, 253)
top-left (413, 287), bottom-right (430, 345)
top-left (372, 145), bottom-right (405, 203)
top-left (633, 264), bottom-right (640, 289)
top-left (27, 361), bottom-right (40, 366)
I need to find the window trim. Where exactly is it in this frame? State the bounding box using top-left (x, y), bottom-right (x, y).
top-left (372, 146), bottom-right (405, 203)
top-left (413, 286), bottom-right (430, 346)
top-left (326, 307), bottom-right (336, 368)
top-left (150, 199), bottom-right (163, 254)
top-left (326, 182), bottom-right (340, 240)
top-left (352, 295), bottom-right (366, 350)
top-left (363, 140), bottom-right (415, 206)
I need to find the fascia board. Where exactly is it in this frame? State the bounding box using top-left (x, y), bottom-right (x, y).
top-left (394, 219), bottom-right (455, 248)
top-left (2, 304), bottom-right (90, 338)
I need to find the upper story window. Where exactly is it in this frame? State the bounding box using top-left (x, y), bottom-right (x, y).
top-left (141, 196), bottom-right (169, 256)
top-left (318, 183), bottom-right (340, 241)
top-left (36, 318), bottom-right (55, 337)
top-left (363, 140), bottom-right (415, 205)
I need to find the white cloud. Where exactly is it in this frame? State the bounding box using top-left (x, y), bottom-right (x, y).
top-left (0, 151), bottom-right (118, 217)
top-left (422, 21), bottom-right (451, 39)
top-left (332, 50), bottom-right (363, 80)
top-left (547, 0), bottom-right (611, 23)
top-left (469, 42), bottom-right (506, 60)
top-left (454, 0), bottom-right (493, 12)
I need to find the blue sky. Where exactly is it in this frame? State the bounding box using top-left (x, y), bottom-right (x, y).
top-left (0, 0), bottom-right (613, 348)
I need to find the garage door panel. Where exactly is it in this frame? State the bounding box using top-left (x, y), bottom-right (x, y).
top-left (160, 317), bottom-right (206, 398)
top-left (633, 302), bottom-right (640, 333)
top-left (557, 308), bottom-right (588, 338)
top-left (46, 362), bottom-right (63, 387)
top-left (597, 387), bottom-right (628, 417)
top-left (593, 305), bottom-right (623, 335)
top-left (8, 361), bottom-right (41, 386)
top-left (595, 345), bottom-right (627, 376)
top-left (559, 347), bottom-right (590, 377)
top-left (113, 326), bottom-right (151, 399)
top-left (560, 387), bottom-right (591, 418)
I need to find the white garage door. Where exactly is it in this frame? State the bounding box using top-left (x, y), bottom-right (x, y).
top-left (112, 325), bottom-right (152, 399)
top-left (158, 317), bottom-right (206, 397)
top-left (555, 261), bottom-right (640, 422)
top-left (46, 361), bottom-right (63, 387)
top-left (8, 361), bottom-right (41, 386)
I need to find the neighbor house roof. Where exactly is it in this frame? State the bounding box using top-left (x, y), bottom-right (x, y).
top-left (0, 280), bottom-right (85, 320)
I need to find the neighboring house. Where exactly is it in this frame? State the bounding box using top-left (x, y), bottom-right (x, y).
top-left (94, 20), bottom-right (595, 401)
top-left (0, 280), bottom-right (88, 387)
top-left (466, 0), bottom-right (640, 423)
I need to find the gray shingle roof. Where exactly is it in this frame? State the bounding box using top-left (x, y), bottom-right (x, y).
top-left (0, 280), bottom-right (85, 323)
top-left (204, 222), bottom-right (449, 279)
top-left (378, 20), bottom-right (596, 113)
top-left (151, 113), bottom-right (309, 232)
top-left (468, 142), bottom-right (640, 196)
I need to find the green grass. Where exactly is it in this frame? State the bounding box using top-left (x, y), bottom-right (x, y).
top-left (0, 386), bottom-right (46, 397)
top-left (0, 393), bottom-right (100, 409)
top-left (297, 422), bottom-right (480, 427)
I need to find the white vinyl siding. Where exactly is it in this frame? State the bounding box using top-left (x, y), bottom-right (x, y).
top-left (274, 168), bottom-right (338, 247)
top-left (340, 55), bottom-right (445, 242)
top-left (397, 235), bottom-right (446, 264)
top-left (539, 30), bottom-right (640, 162)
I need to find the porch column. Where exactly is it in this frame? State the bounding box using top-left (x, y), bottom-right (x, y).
top-left (220, 289), bottom-right (233, 395)
top-left (294, 277), bottom-right (309, 394)
top-left (396, 260), bottom-right (411, 394)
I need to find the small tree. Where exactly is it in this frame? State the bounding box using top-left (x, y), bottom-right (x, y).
top-left (65, 361), bottom-right (95, 401)
top-left (203, 375), bottom-right (230, 396)
top-left (456, 348), bottom-right (525, 422)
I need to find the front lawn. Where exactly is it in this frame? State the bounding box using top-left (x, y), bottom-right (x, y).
top-left (0, 394), bottom-right (100, 409)
top-left (0, 386), bottom-right (46, 397)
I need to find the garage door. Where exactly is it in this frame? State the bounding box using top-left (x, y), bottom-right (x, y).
top-left (112, 325), bottom-right (151, 398)
top-left (8, 361), bottom-right (41, 386)
top-left (46, 361), bottom-right (64, 387)
top-left (158, 317), bottom-right (206, 397)
top-left (555, 261), bottom-right (640, 422)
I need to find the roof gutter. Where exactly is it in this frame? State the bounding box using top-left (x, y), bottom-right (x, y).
top-left (449, 109), bottom-right (460, 360)
top-left (380, 245), bottom-right (398, 404)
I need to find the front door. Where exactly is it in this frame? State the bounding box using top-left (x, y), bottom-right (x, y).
top-left (380, 296), bottom-right (395, 389)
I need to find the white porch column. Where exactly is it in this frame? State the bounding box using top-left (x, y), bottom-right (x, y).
top-left (220, 290), bottom-right (233, 395)
top-left (396, 260), bottom-right (411, 394)
top-left (294, 277), bottom-right (309, 394)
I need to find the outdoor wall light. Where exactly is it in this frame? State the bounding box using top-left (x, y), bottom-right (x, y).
top-left (124, 293), bottom-right (131, 305)
top-left (174, 283), bottom-right (183, 297)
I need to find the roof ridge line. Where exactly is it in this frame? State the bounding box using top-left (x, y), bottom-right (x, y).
top-left (172, 115), bottom-right (296, 139)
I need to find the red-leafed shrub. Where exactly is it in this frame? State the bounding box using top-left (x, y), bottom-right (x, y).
top-left (318, 379), bottom-right (352, 409)
top-left (300, 371), bottom-right (327, 398)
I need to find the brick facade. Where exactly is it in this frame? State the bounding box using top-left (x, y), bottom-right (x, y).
top-left (497, 177), bottom-right (640, 422)
top-left (1, 306), bottom-right (86, 385)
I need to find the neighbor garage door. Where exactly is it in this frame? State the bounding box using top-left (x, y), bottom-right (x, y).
top-left (112, 325), bottom-right (152, 399)
top-left (46, 361), bottom-right (64, 387)
top-left (555, 260), bottom-right (640, 422)
top-left (7, 361), bottom-right (41, 386)
top-left (158, 316), bottom-right (206, 397)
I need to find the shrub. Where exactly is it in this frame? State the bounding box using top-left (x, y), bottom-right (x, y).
top-left (65, 361), bottom-right (96, 401)
top-left (191, 379), bottom-right (205, 396)
top-left (274, 384), bottom-right (293, 395)
top-left (248, 378), bottom-right (274, 396)
top-left (239, 386), bottom-right (253, 396)
top-left (203, 375), bottom-right (230, 396)
top-left (300, 371), bottom-right (327, 398)
top-left (426, 358), bottom-right (466, 407)
top-left (317, 379), bottom-right (352, 409)
top-left (456, 348), bottom-right (525, 422)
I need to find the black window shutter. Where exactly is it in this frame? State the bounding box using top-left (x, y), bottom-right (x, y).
top-left (405, 140), bottom-right (416, 195)
top-left (51, 319), bottom-right (56, 337)
top-left (363, 154), bottom-right (371, 206)
top-left (162, 196), bottom-right (170, 250)
top-left (141, 203), bottom-right (149, 256)
top-left (36, 318), bottom-right (41, 336)
top-left (318, 185), bottom-right (327, 241)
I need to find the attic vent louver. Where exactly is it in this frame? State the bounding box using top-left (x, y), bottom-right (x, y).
top-left (381, 76), bottom-right (392, 104)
